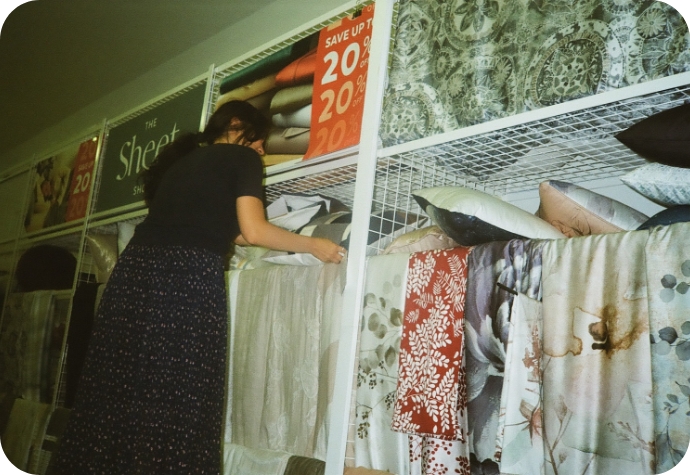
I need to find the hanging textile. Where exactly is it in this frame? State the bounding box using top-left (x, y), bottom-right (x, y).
top-left (354, 253), bottom-right (411, 475)
top-left (0, 291), bottom-right (56, 402)
top-left (463, 239), bottom-right (545, 471)
top-left (541, 230), bottom-right (655, 475)
top-left (380, 0), bottom-right (690, 147)
top-left (392, 247), bottom-right (472, 475)
top-left (643, 222), bottom-right (690, 473)
top-left (222, 443), bottom-right (291, 475)
top-left (496, 293), bottom-right (545, 474)
top-left (230, 261), bottom-right (345, 459)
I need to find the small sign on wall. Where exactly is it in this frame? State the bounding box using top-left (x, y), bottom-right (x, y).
top-left (94, 82), bottom-right (207, 215)
top-left (24, 136), bottom-right (99, 233)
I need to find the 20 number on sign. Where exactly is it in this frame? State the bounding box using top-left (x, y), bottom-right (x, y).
top-left (305, 5), bottom-right (374, 159)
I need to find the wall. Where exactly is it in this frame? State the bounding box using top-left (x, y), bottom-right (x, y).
top-left (0, 0), bottom-right (351, 175)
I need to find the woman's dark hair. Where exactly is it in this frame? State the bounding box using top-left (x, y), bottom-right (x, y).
top-left (140, 100), bottom-right (270, 205)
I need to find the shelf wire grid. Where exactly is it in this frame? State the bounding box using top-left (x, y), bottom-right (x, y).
top-left (385, 85), bottom-right (690, 197)
top-left (366, 83), bottom-right (690, 253)
top-left (264, 163), bottom-right (359, 209)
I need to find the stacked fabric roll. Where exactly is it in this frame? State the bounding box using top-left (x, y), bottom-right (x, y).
top-left (216, 35), bottom-right (319, 166)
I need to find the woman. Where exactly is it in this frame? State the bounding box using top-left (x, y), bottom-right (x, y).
top-left (51, 100), bottom-right (345, 474)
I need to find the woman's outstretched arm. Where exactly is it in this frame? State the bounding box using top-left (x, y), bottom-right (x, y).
top-left (235, 195), bottom-right (346, 264)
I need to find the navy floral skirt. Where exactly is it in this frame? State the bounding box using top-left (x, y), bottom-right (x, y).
top-left (51, 244), bottom-right (227, 475)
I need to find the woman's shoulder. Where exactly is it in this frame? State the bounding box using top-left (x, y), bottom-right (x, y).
top-left (192, 144), bottom-right (263, 176)
top-left (201, 143), bottom-right (261, 161)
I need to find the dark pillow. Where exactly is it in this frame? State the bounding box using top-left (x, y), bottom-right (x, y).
top-left (637, 205), bottom-right (690, 230)
top-left (615, 103), bottom-right (690, 168)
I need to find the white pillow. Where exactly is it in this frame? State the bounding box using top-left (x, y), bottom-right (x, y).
top-left (620, 163), bottom-right (690, 206)
top-left (412, 186), bottom-right (565, 245)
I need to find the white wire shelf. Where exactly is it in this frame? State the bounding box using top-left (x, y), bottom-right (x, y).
top-left (381, 74), bottom-right (690, 197)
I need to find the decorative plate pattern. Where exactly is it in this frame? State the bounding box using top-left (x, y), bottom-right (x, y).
top-left (381, 0), bottom-right (689, 147)
top-left (526, 20), bottom-right (623, 108)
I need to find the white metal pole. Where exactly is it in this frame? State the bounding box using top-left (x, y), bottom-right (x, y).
top-left (324, 0), bottom-right (396, 473)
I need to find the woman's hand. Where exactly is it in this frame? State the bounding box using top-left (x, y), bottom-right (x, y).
top-left (308, 237), bottom-right (346, 264)
top-left (236, 196), bottom-right (346, 264)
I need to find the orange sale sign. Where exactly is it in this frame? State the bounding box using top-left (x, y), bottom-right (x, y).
top-left (303, 4), bottom-right (374, 159)
top-left (65, 138), bottom-right (98, 222)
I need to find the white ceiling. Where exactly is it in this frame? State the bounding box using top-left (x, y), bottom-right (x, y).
top-left (0, 0), bottom-right (280, 163)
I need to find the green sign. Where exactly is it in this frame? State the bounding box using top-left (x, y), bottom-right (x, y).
top-left (95, 82), bottom-right (207, 214)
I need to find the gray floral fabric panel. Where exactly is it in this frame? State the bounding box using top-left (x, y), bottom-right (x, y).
top-left (381, 0), bottom-right (690, 146)
top-left (463, 238), bottom-right (544, 470)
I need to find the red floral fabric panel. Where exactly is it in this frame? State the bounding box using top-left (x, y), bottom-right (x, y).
top-left (392, 247), bottom-right (470, 441)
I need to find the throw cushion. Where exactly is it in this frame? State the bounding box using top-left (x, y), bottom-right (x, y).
top-left (413, 186), bottom-right (565, 245)
top-left (536, 180), bottom-right (649, 237)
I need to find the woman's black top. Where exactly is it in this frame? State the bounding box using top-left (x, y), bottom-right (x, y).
top-left (129, 143), bottom-right (264, 256)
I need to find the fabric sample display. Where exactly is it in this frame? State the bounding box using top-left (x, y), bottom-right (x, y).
top-left (215, 74), bottom-right (277, 110)
top-left (621, 162), bottom-right (690, 206)
top-left (222, 443), bottom-right (291, 475)
top-left (269, 84), bottom-right (314, 115)
top-left (392, 248), bottom-right (472, 475)
top-left (275, 49), bottom-right (318, 87)
top-left (231, 262), bottom-right (345, 459)
top-left (541, 230), bottom-right (655, 475)
top-left (355, 253), bottom-right (411, 475)
top-left (615, 102), bottom-right (690, 168)
top-left (392, 247), bottom-right (471, 441)
top-left (380, 0), bottom-right (689, 146)
top-left (463, 239), bottom-right (545, 472)
top-left (264, 127), bottom-right (310, 155)
top-left (0, 292), bottom-right (56, 402)
top-left (495, 293), bottom-right (545, 474)
top-left (413, 186), bottom-right (564, 245)
top-left (219, 37), bottom-right (313, 94)
top-left (272, 104), bottom-right (312, 128)
top-left (644, 223), bottom-right (690, 473)
top-left (536, 179), bottom-right (649, 236)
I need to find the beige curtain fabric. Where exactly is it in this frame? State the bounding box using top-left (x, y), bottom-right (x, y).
top-left (229, 261), bottom-right (345, 459)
